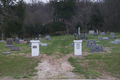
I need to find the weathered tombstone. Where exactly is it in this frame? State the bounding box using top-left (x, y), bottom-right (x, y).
top-left (80, 33), bottom-right (86, 41)
top-left (10, 47), bottom-right (19, 51)
top-left (98, 37), bottom-right (102, 39)
top-left (110, 32), bottom-right (115, 39)
top-left (15, 37), bottom-right (20, 44)
top-left (115, 39), bottom-right (120, 43)
top-left (5, 38), bottom-right (14, 48)
top-left (90, 45), bottom-right (103, 52)
top-left (102, 37), bottom-right (109, 40)
top-left (86, 40), bottom-right (96, 47)
top-left (19, 39), bottom-right (24, 43)
top-left (45, 35), bottom-right (51, 40)
top-left (100, 32), bottom-right (105, 35)
top-left (3, 52), bottom-right (9, 54)
top-left (88, 30), bottom-right (94, 35)
top-left (26, 39), bottom-right (30, 44)
top-left (73, 33), bottom-right (77, 39)
top-left (110, 41), bottom-right (118, 44)
top-left (38, 34), bottom-right (42, 39)
top-left (78, 27), bottom-right (80, 35)
top-left (0, 40), bottom-right (5, 43)
top-left (94, 33), bottom-right (98, 36)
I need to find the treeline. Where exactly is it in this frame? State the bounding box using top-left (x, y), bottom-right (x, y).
top-left (0, 0), bottom-right (120, 39)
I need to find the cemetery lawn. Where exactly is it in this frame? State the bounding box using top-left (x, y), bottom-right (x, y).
top-left (0, 33), bottom-right (120, 79)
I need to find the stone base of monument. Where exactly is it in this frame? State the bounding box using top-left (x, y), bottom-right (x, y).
top-left (5, 45), bottom-right (14, 48)
top-left (10, 47), bottom-right (19, 51)
top-left (90, 45), bottom-right (103, 52)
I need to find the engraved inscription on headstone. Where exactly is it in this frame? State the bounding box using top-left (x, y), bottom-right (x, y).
top-left (76, 44), bottom-right (80, 49)
top-left (33, 46), bottom-right (37, 48)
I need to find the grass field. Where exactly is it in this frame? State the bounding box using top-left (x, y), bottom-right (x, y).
top-left (0, 33), bottom-right (120, 79)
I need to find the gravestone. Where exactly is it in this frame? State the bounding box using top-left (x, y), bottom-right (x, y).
top-left (88, 30), bottom-right (94, 35)
top-left (73, 33), bottom-right (77, 39)
top-left (90, 45), bottom-right (103, 52)
top-left (19, 39), bottom-right (24, 43)
top-left (78, 27), bottom-right (80, 35)
top-left (102, 37), bottom-right (109, 40)
top-left (10, 47), bottom-right (19, 51)
top-left (41, 43), bottom-right (47, 46)
top-left (0, 40), bottom-right (5, 43)
top-left (3, 52), bottom-right (9, 54)
top-left (38, 34), bottom-right (42, 39)
top-left (26, 39), bottom-right (30, 44)
top-left (94, 33), bottom-right (98, 36)
top-left (5, 38), bottom-right (14, 48)
top-left (15, 37), bottom-right (20, 44)
top-left (100, 32), bottom-right (105, 35)
top-left (110, 32), bottom-right (115, 39)
top-left (98, 37), bottom-right (102, 39)
top-left (80, 33), bottom-right (86, 41)
top-left (110, 41), bottom-right (118, 44)
top-left (23, 38), bottom-right (26, 41)
top-left (45, 35), bottom-right (51, 40)
top-left (115, 39), bottom-right (120, 43)
top-left (86, 40), bottom-right (96, 47)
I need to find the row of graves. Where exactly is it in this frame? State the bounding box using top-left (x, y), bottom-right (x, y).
top-left (2, 35), bottom-right (51, 54)
top-left (73, 29), bottom-right (120, 53)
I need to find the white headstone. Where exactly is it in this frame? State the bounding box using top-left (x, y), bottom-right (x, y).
top-left (74, 40), bottom-right (82, 55)
top-left (78, 27), bottom-right (80, 35)
top-left (30, 40), bottom-right (40, 56)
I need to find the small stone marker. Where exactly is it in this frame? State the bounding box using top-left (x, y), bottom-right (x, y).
top-left (73, 33), bottom-right (77, 39)
top-left (0, 40), bottom-right (5, 43)
top-left (45, 35), bottom-right (51, 40)
top-left (74, 40), bottom-right (82, 55)
top-left (88, 30), bottom-right (94, 35)
top-left (15, 37), bottom-right (20, 44)
top-left (5, 38), bottom-right (14, 48)
top-left (94, 33), bottom-right (98, 36)
top-left (3, 52), bottom-right (9, 54)
top-left (115, 39), bottom-right (120, 43)
top-left (98, 37), bottom-right (102, 39)
top-left (41, 43), bottom-right (47, 46)
top-left (10, 47), bottom-right (19, 51)
top-left (110, 41), bottom-right (118, 44)
top-left (38, 34), bottom-right (42, 39)
top-left (90, 45), bottom-right (103, 52)
top-left (86, 40), bottom-right (96, 47)
top-left (110, 32), bottom-right (115, 39)
top-left (30, 40), bottom-right (40, 56)
top-left (19, 39), bottom-right (24, 43)
top-left (100, 32), bottom-right (105, 35)
top-left (102, 37), bottom-right (109, 40)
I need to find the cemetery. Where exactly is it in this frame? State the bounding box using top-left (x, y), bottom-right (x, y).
top-left (0, 0), bottom-right (120, 80)
top-left (0, 32), bottom-right (120, 80)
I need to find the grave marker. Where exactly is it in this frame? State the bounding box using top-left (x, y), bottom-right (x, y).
top-left (73, 33), bottom-right (77, 39)
top-left (100, 32), bottom-right (105, 35)
top-left (110, 32), bottom-right (115, 39)
top-left (90, 45), bottom-right (103, 52)
top-left (88, 30), bottom-right (94, 35)
top-left (45, 35), bottom-right (51, 40)
top-left (86, 40), bottom-right (96, 47)
top-left (10, 47), bottom-right (19, 51)
top-left (5, 38), bottom-right (14, 48)
top-left (110, 41), bottom-right (118, 44)
top-left (15, 37), bottom-right (20, 44)
top-left (102, 37), bottom-right (109, 40)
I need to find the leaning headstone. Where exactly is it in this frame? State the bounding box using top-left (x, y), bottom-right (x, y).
top-left (110, 41), bottom-right (118, 44)
top-left (110, 32), bottom-right (115, 39)
top-left (100, 32), bottom-right (105, 35)
top-left (45, 35), bottom-right (51, 40)
top-left (10, 47), bottom-right (19, 51)
top-left (115, 39), bottom-right (120, 43)
top-left (102, 37), bottom-right (109, 40)
top-left (90, 45), bottom-right (103, 52)
top-left (88, 30), bottom-right (94, 35)
top-left (73, 33), bottom-right (77, 39)
top-left (86, 40), bottom-right (96, 47)
top-left (5, 38), bottom-right (14, 48)
top-left (15, 37), bottom-right (20, 44)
